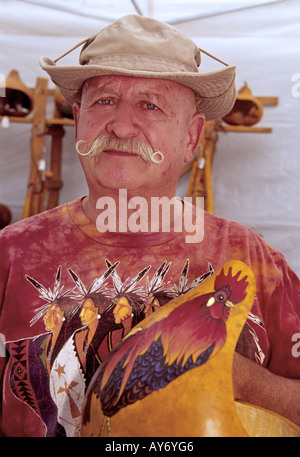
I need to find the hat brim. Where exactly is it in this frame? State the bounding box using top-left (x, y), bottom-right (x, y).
top-left (40, 57), bottom-right (236, 121)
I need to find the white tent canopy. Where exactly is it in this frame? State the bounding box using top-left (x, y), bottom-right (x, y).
top-left (1, 0), bottom-right (299, 275)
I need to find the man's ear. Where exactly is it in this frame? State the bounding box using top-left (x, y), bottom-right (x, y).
top-left (72, 103), bottom-right (81, 140)
top-left (184, 112), bottom-right (205, 163)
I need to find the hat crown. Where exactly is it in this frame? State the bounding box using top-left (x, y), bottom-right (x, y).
top-left (79, 15), bottom-right (200, 74)
top-left (40, 14), bottom-right (236, 120)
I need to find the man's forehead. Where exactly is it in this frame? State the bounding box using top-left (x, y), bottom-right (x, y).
top-left (82, 74), bottom-right (194, 99)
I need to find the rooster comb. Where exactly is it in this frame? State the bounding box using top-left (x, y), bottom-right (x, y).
top-left (214, 267), bottom-right (248, 303)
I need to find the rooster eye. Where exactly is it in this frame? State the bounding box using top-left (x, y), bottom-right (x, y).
top-left (214, 289), bottom-right (229, 302)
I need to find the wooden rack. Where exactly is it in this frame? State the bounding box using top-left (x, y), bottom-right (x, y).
top-left (0, 77), bottom-right (74, 218)
top-left (182, 95), bottom-right (278, 213)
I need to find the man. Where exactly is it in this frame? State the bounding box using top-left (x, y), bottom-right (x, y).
top-left (0, 15), bottom-right (299, 437)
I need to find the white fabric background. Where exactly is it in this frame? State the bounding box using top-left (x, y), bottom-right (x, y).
top-left (0, 0), bottom-right (299, 275)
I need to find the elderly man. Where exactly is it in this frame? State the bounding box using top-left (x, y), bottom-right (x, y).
top-left (0, 15), bottom-right (299, 437)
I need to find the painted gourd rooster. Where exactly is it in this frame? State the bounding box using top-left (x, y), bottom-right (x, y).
top-left (81, 260), bottom-right (256, 437)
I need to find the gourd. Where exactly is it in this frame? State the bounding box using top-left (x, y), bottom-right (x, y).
top-left (223, 82), bottom-right (263, 126)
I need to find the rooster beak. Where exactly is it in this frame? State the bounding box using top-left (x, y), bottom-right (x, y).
top-left (206, 297), bottom-right (215, 307)
top-left (206, 297), bottom-right (235, 308)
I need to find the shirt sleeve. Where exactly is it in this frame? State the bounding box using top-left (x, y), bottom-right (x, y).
top-left (237, 234), bottom-right (300, 379)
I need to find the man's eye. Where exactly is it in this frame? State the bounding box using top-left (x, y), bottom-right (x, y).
top-left (98, 99), bottom-right (112, 105)
top-left (145, 103), bottom-right (158, 111)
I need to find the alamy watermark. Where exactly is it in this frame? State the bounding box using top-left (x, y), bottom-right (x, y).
top-left (291, 73), bottom-right (300, 98)
top-left (95, 189), bottom-right (204, 243)
top-left (291, 333), bottom-right (300, 358)
top-left (0, 333), bottom-right (6, 357)
top-left (0, 73), bottom-right (5, 97)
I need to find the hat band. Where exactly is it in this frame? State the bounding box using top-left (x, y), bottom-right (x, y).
top-left (87, 55), bottom-right (197, 73)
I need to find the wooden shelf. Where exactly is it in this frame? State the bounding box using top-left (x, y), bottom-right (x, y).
top-left (0, 115), bottom-right (74, 126)
top-left (220, 125), bottom-right (273, 133)
top-left (255, 96), bottom-right (278, 106)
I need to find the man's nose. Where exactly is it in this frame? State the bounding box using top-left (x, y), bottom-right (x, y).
top-left (105, 103), bottom-right (140, 138)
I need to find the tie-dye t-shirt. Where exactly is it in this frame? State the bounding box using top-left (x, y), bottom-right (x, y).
top-left (0, 197), bottom-right (299, 436)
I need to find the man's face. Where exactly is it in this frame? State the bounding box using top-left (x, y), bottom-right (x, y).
top-left (113, 296), bottom-right (133, 324)
top-left (80, 298), bottom-right (98, 326)
top-left (73, 75), bottom-right (204, 198)
top-left (44, 303), bottom-right (64, 331)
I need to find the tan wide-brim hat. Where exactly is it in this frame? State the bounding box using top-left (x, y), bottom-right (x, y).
top-left (40, 15), bottom-right (236, 121)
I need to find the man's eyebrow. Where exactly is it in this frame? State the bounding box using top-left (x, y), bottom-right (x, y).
top-left (83, 82), bottom-right (113, 99)
top-left (84, 82), bottom-right (165, 100)
top-left (138, 91), bottom-right (168, 106)
top-left (141, 88), bottom-right (166, 98)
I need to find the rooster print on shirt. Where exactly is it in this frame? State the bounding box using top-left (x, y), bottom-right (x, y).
top-left (6, 259), bottom-right (265, 437)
